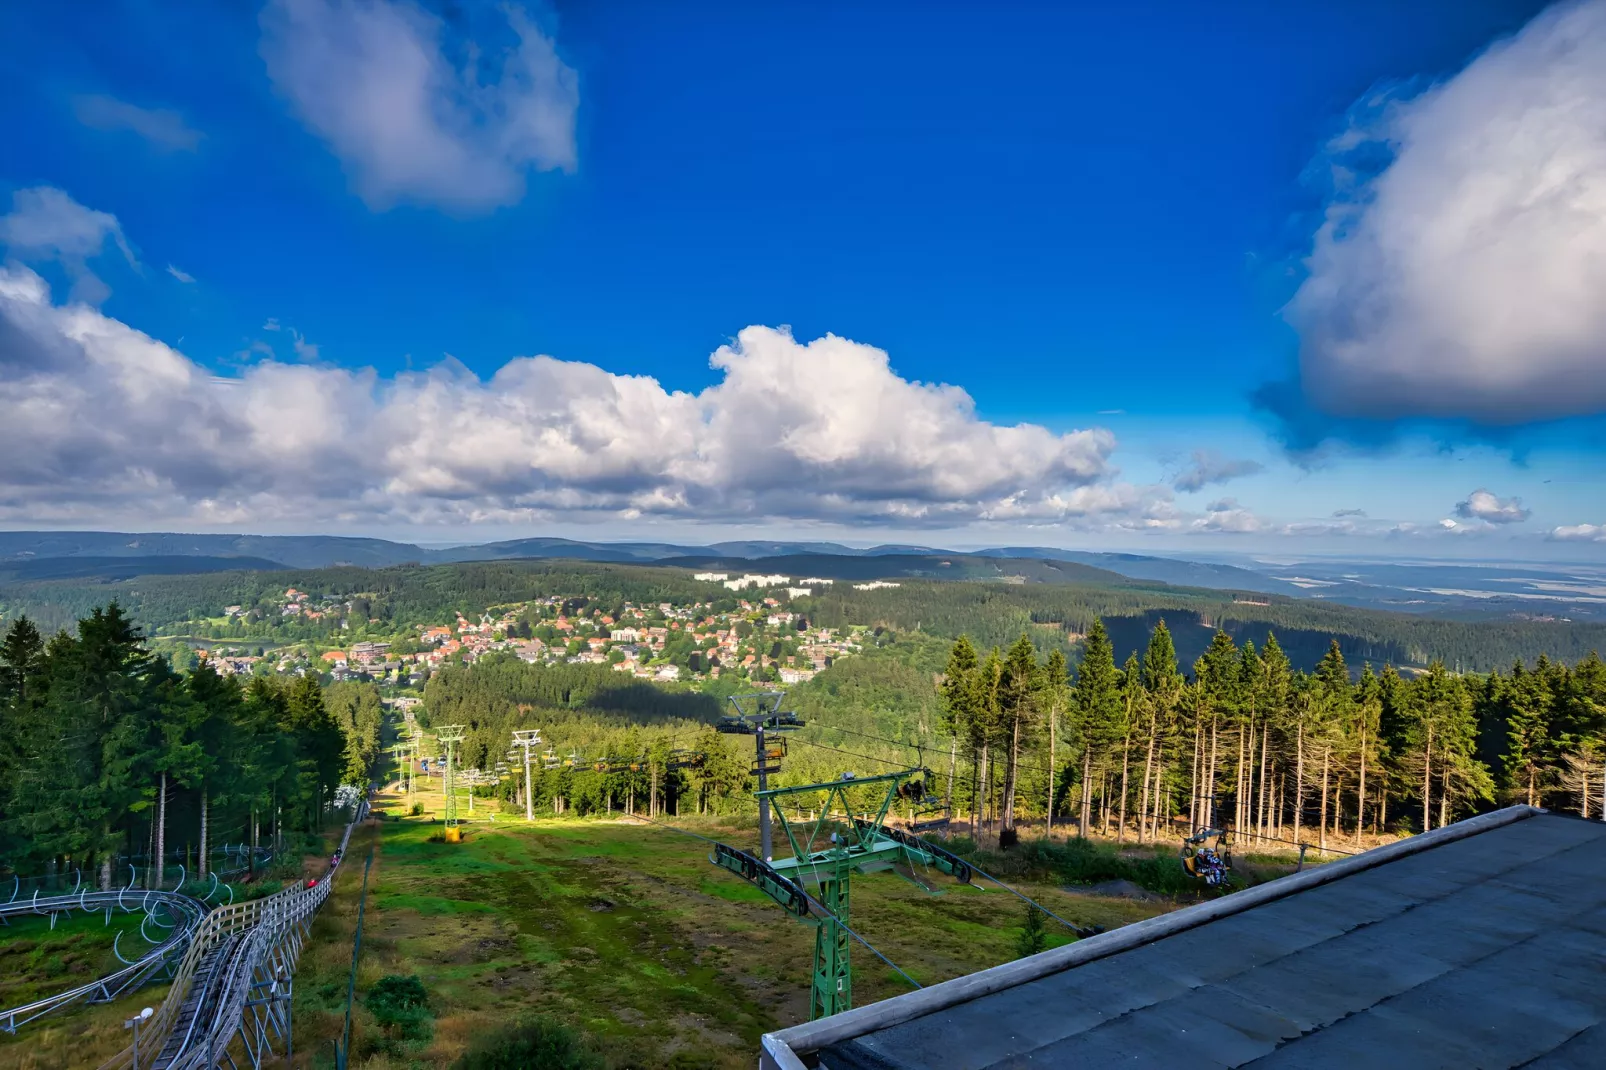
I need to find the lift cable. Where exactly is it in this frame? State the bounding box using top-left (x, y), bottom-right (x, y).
top-left (626, 812), bottom-right (924, 992)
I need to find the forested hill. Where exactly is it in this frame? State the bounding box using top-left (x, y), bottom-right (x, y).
top-left (2, 557), bottom-right (1603, 673)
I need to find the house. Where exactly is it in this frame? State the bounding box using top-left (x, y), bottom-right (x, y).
top-left (321, 650), bottom-right (348, 666)
top-left (722, 573), bottom-right (790, 591)
top-left (778, 667), bottom-right (815, 684)
top-left (655, 665), bottom-right (681, 681)
top-left (852, 580), bottom-right (902, 591)
top-left (694, 572), bottom-right (729, 582)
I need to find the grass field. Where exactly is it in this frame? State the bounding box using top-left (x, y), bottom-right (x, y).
top-left (0, 909), bottom-right (175, 1070)
top-left (3, 788), bottom-right (1187, 1069)
top-left (282, 787), bottom-right (1171, 1068)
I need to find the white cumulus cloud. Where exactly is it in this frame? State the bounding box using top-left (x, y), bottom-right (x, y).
top-left (260, 0), bottom-right (579, 212)
top-left (1285, 0), bottom-right (1606, 423)
top-left (0, 266), bottom-right (1130, 531)
top-left (0, 187), bottom-right (136, 304)
top-left (1550, 523), bottom-right (1606, 542)
top-left (1190, 497), bottom-right (1268, 534)
top-left (1455, 488), bottom-right (1531, 524)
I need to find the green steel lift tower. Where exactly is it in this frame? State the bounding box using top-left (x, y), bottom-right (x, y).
top-left (708, 767), bottom-right (972, 1019)
top-left (436, 724), bottom-right (467, 831)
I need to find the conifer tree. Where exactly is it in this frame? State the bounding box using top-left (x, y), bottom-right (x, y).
top-left (997, 634), bottom-right (1041, 835)
top-left (1070, 619), bottom-right (1122, 838)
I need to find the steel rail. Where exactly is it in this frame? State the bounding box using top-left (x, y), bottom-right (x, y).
top-left (99, 803), bottom-right (369, 1070)
top-left (0, 890), bottom-right (207, 1034)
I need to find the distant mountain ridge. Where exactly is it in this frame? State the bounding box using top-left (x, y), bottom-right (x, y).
top-left (3, 530), bottom-right (1603, 624)
top-left (0, 529), bottom-right (1292, 594)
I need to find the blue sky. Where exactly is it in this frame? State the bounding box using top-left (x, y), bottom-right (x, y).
top-left (2, 0), bottom-right (1604, 559)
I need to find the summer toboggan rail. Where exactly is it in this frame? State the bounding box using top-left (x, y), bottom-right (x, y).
top-left (98, 802), bottom-right (368, 1070)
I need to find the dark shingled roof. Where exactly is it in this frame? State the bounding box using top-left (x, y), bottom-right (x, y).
top-left (762, 807), bottom-right (1606, 1070)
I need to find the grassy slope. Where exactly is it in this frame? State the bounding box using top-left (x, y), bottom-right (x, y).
top-left (289, 790), bottom-right (1167, 1069)
top-left (0, 910), bottom-right (173, 1070)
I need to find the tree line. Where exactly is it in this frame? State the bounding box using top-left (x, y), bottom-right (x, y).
top-left (939, 620), bottom-right (1606, 851)
top-left (0, 605), bottom-right (381, 886)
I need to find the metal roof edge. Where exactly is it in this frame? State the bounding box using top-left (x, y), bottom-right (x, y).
top-left (759, 804), bottom-right (1544, 1065)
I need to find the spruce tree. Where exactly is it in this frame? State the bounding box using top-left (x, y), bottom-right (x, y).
top-left (1070, 619), bottom-right (1122, 838)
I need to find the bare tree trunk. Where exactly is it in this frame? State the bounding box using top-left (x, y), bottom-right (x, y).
top-left (1332, 771), bottom-right (1342, 840)
top-left (1236, 725), bottom-right (1249, 839)
top-left (1356, 723), bottom-right (1367, 848)
top-left (1117, 730), bottom-right (1131, 842)
top-left (1003, 717), bottom-right (1022, 832)
top-left (1422, 723), bottom-right (1433, 832)
top-left (1079, 750), bottom-right (1093, 839)
top-left (1139, 719), bottom-right (1157, 845)
top-left (1189, 723), bottom-right (1201, 832)
top-left (1047, 707), bottom-right (1058, 836)
top-left (1439, 764), bottom-right (1450, 829)
top-left (1293, 723), bottom-right (1305, 846)
top-left (1257, 730), bottom-right (1270, 845)
top-left (1319, 749), bottom-right (1330, 854)
top-left (1207, 712), bottom-right (1219, 829)
top-left (1100, 769), bottom-right (1110, 835)
top-left (154, 771), bottom-right (168, 891)
top-left (1151, 761), bottom-right (1168, 842)
top-left (947, 738), bottom-right (958, 829)
top-left (199, 785), bottom-right (209, 878)
top-left (1378, 784), bottom-right (1387, 836)
top-left (975, 745), bottom-right (988, 838)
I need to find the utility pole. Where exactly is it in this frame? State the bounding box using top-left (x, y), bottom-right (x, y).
top-left (719, 692), bottom-right (803, 862)
top-left (510, 729), bottom-right (542, 822)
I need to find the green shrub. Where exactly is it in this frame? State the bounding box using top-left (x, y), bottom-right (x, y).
top-left (411, 802), bottom-right (424, 816)
top-left (365, 974), bottom-right (432, 1042)
top-left (953, 835), bottom-right (1201, 896)
top-left (451, 1016), bottom-right (603, 1070)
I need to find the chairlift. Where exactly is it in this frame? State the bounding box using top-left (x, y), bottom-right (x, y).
top-left (667, 748), bottom-right (704, 771)
top-left (898, 775), bottom-right (950, 832)
top-left (751, 737), bottom-right (788, 776)
top-left (542, 750), bottom-right (561, 770)
top-left (715, 714), bottom-right (753, 735)
top-left (1179, 826), bottom-right (1232, 888)
top-left (766, 712), bottom-right (805, 730)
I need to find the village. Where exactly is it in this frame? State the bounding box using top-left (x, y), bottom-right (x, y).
top-left (193, 571), bottom-right (889, 690)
